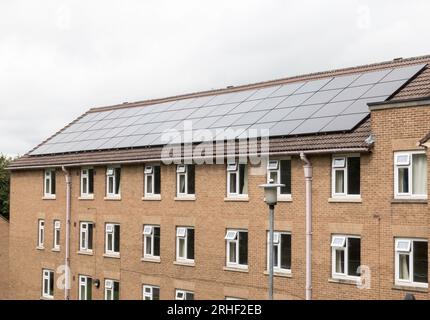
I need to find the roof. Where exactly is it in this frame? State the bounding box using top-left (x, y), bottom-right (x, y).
top-left (9, 54), bottom-right (430, 170)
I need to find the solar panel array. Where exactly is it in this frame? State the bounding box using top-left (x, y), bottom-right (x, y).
top-left (30, 64), bottom-right (426, 155)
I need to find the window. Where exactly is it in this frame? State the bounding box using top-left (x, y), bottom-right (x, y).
top-left (331, 235), bottom-right (361, 279)
top-left (44, 169), bottom-right (56, 197)
top-left (227, 162), bottom-right (248, 197)
top-left (81, 168), bottom-right (94, 197)
top-left (104, 279), bottom-right (120, 300)
top-left (267, 231), bottom-right (291, 273)
top-left (106, 167), bottom-right (121, 197)
top-left (225, 229), bottom-right (248, 269)
top-left (143, 225), bottom-right (160, 259)
top-left (37, 219), bottom-right (45, 248)
top-left (176, 164), bottom-right (195, 196)
top-left (42, 269), bottom-right (54, 299)
top-left (395, 238), bottom-right (428, 287)
top-left (267, 159), bottom-right (292, 196)
top-left (176, 227), bottom-right (194, 262)
top-left (53, 220), bottom-right (60, 250)
top-left (143, 285), bottom-right (160, 300)
top-left (225, 297), bottom-right (246, 300)
top-left (332, 155), bottom-right (360, 197)
top-left (78, 275), bottom-right (92, 300)
top-left (175, 289), bottom-right (194, 300)
top-left (394, 151), bottom-right (427, 199)
top-left (79, 222), bottom-right (94, 252)
top-left (105, 223), bottom-right (120, 255)
top-left (144, 165), bottom-right (161, 197)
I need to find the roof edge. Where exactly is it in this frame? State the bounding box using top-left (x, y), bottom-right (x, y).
top-left (368, 96), bottom-right (430, 111)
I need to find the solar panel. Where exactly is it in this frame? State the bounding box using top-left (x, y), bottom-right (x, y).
top-left (321, 74), bottom-right (359, 90)
top-left (291, 116), bottom-right (335, 135)
top-left (303, 89), bottom-right (342, 105)
top-left (322, 113), bottom-right (369, 132)
top-left (270, 82), bottom-right (305, 97)
top-left (269, 120), bottom-right (304, 136)
top-left (312, 101), bottom-right (354, 117)
top-left (295, 78), bottom-right (333, 94)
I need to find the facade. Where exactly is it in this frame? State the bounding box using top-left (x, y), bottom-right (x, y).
top-left (0, 215), bottom-right (9, 299)
top-left (7, 55), bottom-right (430, 300)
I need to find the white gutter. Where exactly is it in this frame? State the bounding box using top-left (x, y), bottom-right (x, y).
top-left (61, 166), bottom-right (71, 300)
top-left (300, 152), bottom-right (313, 301)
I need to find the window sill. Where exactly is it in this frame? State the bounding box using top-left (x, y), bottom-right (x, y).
top-left (142, 256), bottom-right (161, 263)
top-left (328, 197), bottom-right (362, 203)
top-left (392, 284), bottom-right (428, 293)
top-left (174, 195), bottom-right (196, 201)
top-left (42, 196), bottom-right (56, 200)
top-left (79, 195), bottom-right (94, 200)
top-left (142, 195), bottom-right (161, 201)
top-left (223, 266), bottom-right (249, 273)
top-left (328, 277), bottom-right (360, 286)
top-left (391, 198), bottom-right (428, 204)
top-left (51, 248), bottom-right (60, 252)
top-left (174, 260), bottom-right (195, 267)
top-left (277, 196), bottom-right (292, 202)
top-left (224, 196), bottom-right (249, 202)
top-left (103, 253), bottom-right (120, 259)
top-left (77, 250), bottom-right (94, 256)
top-left (36, 246), bottom-right (44, 251)
top-left (104, 196), bottom-right (122, 201)
top-left (263, 270), bottom-right (292, 278)
top-left (40, 296), bottom-right (54, 300)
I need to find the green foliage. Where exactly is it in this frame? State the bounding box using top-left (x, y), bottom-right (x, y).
top-left (0, 155), bottom-right (11, 220)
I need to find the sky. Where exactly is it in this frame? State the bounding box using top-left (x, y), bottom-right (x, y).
top-left (1, 0), bottom-right (430, 156)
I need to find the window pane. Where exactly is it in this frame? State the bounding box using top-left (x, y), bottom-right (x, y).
top-left (413, 241), bottom-right (428, 283)
top-left (153, 287), bottom-right (160, 300)
top-left (108, 176), bottom-right (114, 194)
top-left (51, 171), bottom-right (56, 194)
top-left (239, 232), bottom-right (248, 265)
top-left (335, 170), bottom-right (344, 193)
top-left (115, 168), bottom-right (121, 194)
top-left (154, 166), bottom-right (161, 194)
top-left (179, 238), bottom-right (185, 258)
top-left (145, 236), bottom-right (152, 255)
top-left (88, 169), bottom-right (94, 194)
top-left (82, 177), bottom-right (88, 194)
top-left (187, 229), bottom-right (195, 260)
top-left (347, 157), bottom-right (360, 195)
top-left (187, 165), bottom-right (195, 194)
top-left (412, 154), bottom-right (427, 195)
top-left (229, 242), bottom-right (237, 263)
top-left (269, 171), bottom-right (278, 184)
top-left (80, 283), bottom-right (85, 300)
top-left (146, 175), bottom-right (153, 194)
top-left (273, 244), bottom-right (279, 267)
top-left (229, 172), bottom-right (237, 193)
top-left (114, 225), bottom-right (120, 252)
top-left (347, 238), bottom-right (361, 276)
top-left (239, 165), bottom-right (246, 194)
top-left (49, 272), bottom-right (54, 295)
top-left (107, 234), bottom-right (113, 251)
top-left (280, 234), bottom-right (291, 270)
top-left (88, 224), bottom-right (93, 250)
top-left (186, 292), bottom-right (194, 300)
top-left (113, 282), bottom-right (120, 300)
top-left (280, 160), bottom-right (291, 194)
top-left (398, 167), bottom-right (409, 193)
top-left (106, 289), bottom-right (112, 300)
top-left (335, 249), bottom-right (345, 273)
top-left (87, 278), bottom-right (92, 300)
top-left (179, 175), bottom-right (186, 193)
top-left (399, 254), bottom-right (410, 280)
top-left (154, 227), bottom-right (160, 256)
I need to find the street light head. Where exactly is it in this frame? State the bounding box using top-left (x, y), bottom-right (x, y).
top-left (259, 183), bottom-right (285, 206)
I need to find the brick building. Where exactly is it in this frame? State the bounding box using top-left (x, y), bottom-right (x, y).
top-left (6, 55), bottom-right (430, 300)
top-left (0, 215), bottom-right (9, 299)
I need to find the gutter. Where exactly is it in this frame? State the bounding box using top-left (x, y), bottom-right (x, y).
top-left (61, 166), bottom-right (71, 300)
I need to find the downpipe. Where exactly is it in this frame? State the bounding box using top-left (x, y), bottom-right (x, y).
top-left (62, 166), bottom-right (71, 300)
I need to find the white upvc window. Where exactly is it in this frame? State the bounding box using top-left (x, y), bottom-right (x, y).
top-left (81, 168), bottom-right (94, 198)
top-left (267, 159), bottom-right (292, 197)
top-left (225, 229), bottom-right (248, 269)
top-left (79, 222), bottom-right (94, 252)
top-left (266, 231), bottom-right (291, 273)
top-left (144, 165), bottom-right (161, 197)
top-left (78, 275), bottom-right (93, 300)
top-left (394, 151), bottom-right (427, 199)
top-left (331, 155), bottom-right (361, 198)
top-left (143, 285), bottom-right (160, 300)
top-left (105, 223), bottom-right (120, 255)
top-left (176, 227), bottom-right (195, 263)
top-left (53, 220), bottom-right (60, 250)
top-left (176, 164), bottom-right (195, 196)
top-left (42, 269), bottom-right (54, 299)
top-left (106, 166), bottom-right (121, 197)
top-left (37, 219), bottom-right (45, 248)
top-left (227, 161), bottom-right (248, 197)
top-left (331, 235), bottom-right (361, 280)
top-left (225, 296), bottom-right (246, 300)
top-left (44, 169), bottom-right (56, 198)
top-left (143, 225), bottom-right (161, 259)
top-left (175, 289), bottom-right (194, 300)
top-left (104, 279), bottom-right (120, 300)
top-left (395, 238), bottom-right (428, 288)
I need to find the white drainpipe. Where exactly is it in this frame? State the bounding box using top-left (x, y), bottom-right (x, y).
top-left (62, 166), bottom-right (71, 300)
top-left (300, 152), bottom-right (313, 300)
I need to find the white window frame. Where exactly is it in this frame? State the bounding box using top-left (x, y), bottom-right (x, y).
top-left (42, 269), bottom-right (54, 299)
top-left (37, 219), bottom-right (45, 248)
top-left (106, 166), bottom-right (121, 198)
top-left (266, 158), bottom-right (291, 199)
top-left (394, 151), bottom-right (428, 200)
top-left (176, 227), bottom-right (194, 263)
top-left (143, 285), bottom-right (160, 300)
top-left (78, 275), bottom-right (92, 300)
top-left (176, 164), bottom-right (193, 196)
top-left (79, 222), bottom-right (94, 252)
top-left (143, 225), bottom-right (160, 259)
top-left (395, 238), bottom-right (428, 288)
top-left (53, 220), bottom-right (60, 250)
top-left (175, 289), bottom-right (194, 300)
top-left (104, 279), bottom-right (119, 300)
top-left (331, 154), bottom-right (361, 198)
top-left (226, 229), bottom-right (248, 269)
top-left (226, 162), bottom-right (248, 198)
top-left (43, 169), bottom-right (56, 198)
top-left (331, 235), bottom-right (361, 280)
top-left (80, 168), bottom-right (94, 198)
top-left (266, 231), bottom-right (291, 274)
top-left (105, 223), bottom-right (120, 256)
top-left (144, 165), bottom-right (155, 197)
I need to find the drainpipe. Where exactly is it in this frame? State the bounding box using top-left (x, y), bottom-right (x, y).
top-left (300, 152), bottom-right (313, 300)
top-left (62, 166), bottom-right (71, 300)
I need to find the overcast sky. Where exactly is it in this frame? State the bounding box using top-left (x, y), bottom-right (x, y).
top-left (1, 0), bottom-right (430, 156)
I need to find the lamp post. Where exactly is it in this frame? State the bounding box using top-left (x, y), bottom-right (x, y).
top-left (259, 181), bottom-right (284, 300)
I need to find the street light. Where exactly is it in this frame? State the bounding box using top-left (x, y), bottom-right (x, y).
top-left (259, 181), bottom-right (284, 300)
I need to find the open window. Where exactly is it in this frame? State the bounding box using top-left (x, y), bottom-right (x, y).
top-left (227, 161), bottom-right (248, 197)
top-left (332, 155), bottom-right (360, 198)
top-left (267, 159), bottom-right (292, 196)
top-left (144, 165), bottom-right (161, 197)
top-left (106, 167), bottom-right (121, 198)
top-left (395, 238), bottom-right (428, 287)
top-left (143, 225), bottom-right (160, 259)
top-left (331, 235), bottom-right (361, 280)
top-left (176, 164), bottom-right (195, 196)
top-left (44, 169), bottom-right (56, 198)
top-left (81, 168), bottom-right (94, 198)
top-left (176, 227), bottom-right (194, 263)
top-left (225, 229), bottom-right (248, 269)
top-left (105, 223), bottom-right (120, 256)
top-left (267, 231), bottom-right (291, 273)
top-left (394, 151), bottom-right (427, 199)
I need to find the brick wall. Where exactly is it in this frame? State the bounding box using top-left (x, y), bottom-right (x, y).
top-left (0, 216), bottom-right (9, 299)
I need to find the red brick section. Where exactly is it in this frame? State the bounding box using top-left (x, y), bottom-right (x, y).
top-left (0, 216), bottom-right (9, 299)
